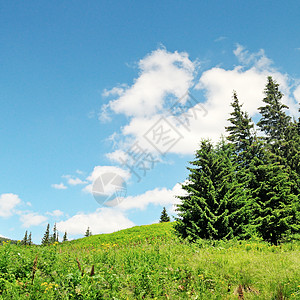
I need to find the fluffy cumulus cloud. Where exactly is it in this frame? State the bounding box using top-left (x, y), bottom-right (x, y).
top-left (19, 212), bottom-right (48, 228)
top-left (114, 183), bottom-right (186, 211)
top-left (0, 193), bottom-right (21, 217)
top-left (56, 208), bottom-right (135, 235)
top-left (56, 182), bottom-right (187, 235)
top-left (102, 48), bottom-right (195, 118)
top-left (102, 46), bottom-right (299, 158)
top-left (83, 165), bottom-right (131, 194)
top-left (294, 85), bottom-right (300, 102)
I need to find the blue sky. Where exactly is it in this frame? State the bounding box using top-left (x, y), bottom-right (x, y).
top-left (1, 1), bottom-right (300, 243)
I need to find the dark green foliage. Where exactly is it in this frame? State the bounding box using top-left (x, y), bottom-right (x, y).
top-left (63, 231), bottom-right (68, 242)
top-left (50, 223), bottom-right (58, 244)
top-left (85, 227), bottom-right (92, 237)
top-left (159, 207), bottom-right (170, 223)
top-left (257, 76), bottom-right (291, 144)
top-left (28, 232), bottom-right (32, 245)
top-left (225, 91), bottom-right (254, 167)
top-left (175, 139), bottom-right (251, 241)
top-left (21, 231), bottom-right (28, 246)
top-left (41, 224), bottom-right (50, 246)
top-left (248, 142), bottom-right (300, 245)
top-left (175, 77), bottom-right (300, 244)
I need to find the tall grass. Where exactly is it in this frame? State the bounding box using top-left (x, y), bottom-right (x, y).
top-left (0, 223), bottom-right (299, 299)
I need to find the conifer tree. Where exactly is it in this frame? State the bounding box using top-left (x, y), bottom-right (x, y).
top-left (175, 139), bottom-right (251, 241)
top-left (41, 224), bottom-right (50, 246)
top-left (28, 232), bottom-right (32, 245)
top-left (282, 119), bottom-right (300, 185)
top-left (85, 227), bottom-right (92, 237)
top-left (50, 223), bottom-right (57, 244)
top-left (257, 76), bottom-right (291, 145)
top-left (63, 231), bottom-right (68, 242)
top-left (22, 231), bottom-right (28, 245)
top-left (248, 141), bottom-right (300, 244)
top-left (159, 207), bottom-right (170, 223)
top-left (225, 91), bottom-right (254, 167)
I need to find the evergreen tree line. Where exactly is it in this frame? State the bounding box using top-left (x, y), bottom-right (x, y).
top-left (41, 223), bottom-right (68, 246)
top-left (21, 224), bottom-right (93, 246)
top-left (175, 76), bottom-right (300, 245)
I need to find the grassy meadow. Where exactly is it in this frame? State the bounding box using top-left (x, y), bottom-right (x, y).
top-left (0, 222), bottom-right (299, 299)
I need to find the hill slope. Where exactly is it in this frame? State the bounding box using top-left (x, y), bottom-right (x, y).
top-left (0, 222), bottom-right (299, 299)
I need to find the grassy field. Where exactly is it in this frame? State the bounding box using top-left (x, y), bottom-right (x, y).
top-left (0, 222), bottom-right (299, 299)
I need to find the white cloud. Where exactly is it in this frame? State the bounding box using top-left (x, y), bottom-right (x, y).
top-left (56, 208), bottom-right (134, 235)
top-left (0, 193), bottom-right (21, 217)
top-left (76, 170), bottom-right (84, 175)
top-left (105, 48), bottom-right (196, 118)
top-left (214, 36), bottom-right (227, 42)
top-left (20, 212), bottom-right (47, 228)
top-left (115, 183), bottom-right (186, 211)
top-left (294, 85), bottom-right (300, 102)
top-left (105, 149), bottom-right (129, 164)
top-left (98, 104), bottom-right (112, 123)
top-left (67, 177), bottom-right (87, 186)
top-left (51, 183), bottom-right (67, 190)
top-left (83, 165), bottom-right (131, 194)
top-left (104, 46), bottom-right (299, 159)
top-left (46, 209), bottom-right (64, 217)
top-left (102, 85), bottom-right (127, 97)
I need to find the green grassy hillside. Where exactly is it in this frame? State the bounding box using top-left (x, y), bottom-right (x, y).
top-left (0, 222), bottom-right (300, 299)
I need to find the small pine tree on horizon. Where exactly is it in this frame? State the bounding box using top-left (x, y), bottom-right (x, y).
top-left (159, 207), bottom-right (170, 223)
top-left (22, 231), bottom-right (28, 245)
top-left (63, 231), bottom-right (68, 242)
top-left (41, 224), bottom-right (50, 246)
top-left (50, 223), bottom-right (58, 244)
top-left (85, 227), bottom-right (92, 237)
top-left (28, 232), bottom-right (32, 245)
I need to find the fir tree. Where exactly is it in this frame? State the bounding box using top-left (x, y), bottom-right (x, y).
top-left (257, 76), bottom-right (291, 145)
top-left (63, 231), bottom-right (68, 242)
top-left (50, 223), bottom-right (57, 244)
top-left (225, 91), bottom-right (254, 167)
top-left (159, 207), bottom-right (170, 223)
top-left (85, 227), bottom-right (92, 237)
top-left (41, 224), bottom-right (50, 246)
top-left (248, 142), bottom-right (300, 244)
top-left (175, 139), bottom-right (251, 241)
top-left (28, 232), bottom-right (32, 245)
top-left (22, 231), bottom-right (28, 245)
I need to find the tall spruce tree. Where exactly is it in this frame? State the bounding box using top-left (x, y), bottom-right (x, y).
top-left (225, 91), bottom-right (254, 167)
top-left (175, 139), bottom-right (251, 241)
top-left (257, 77), bottom-right (299, 196)
top-left (248, 141), bottom-right (300, 244)
top-left (41, 224), bottom-right (50, 246)
top-left (159, 207), bottom-right (170, 223)
top-left (257, 76), bottom-right (291, 145)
